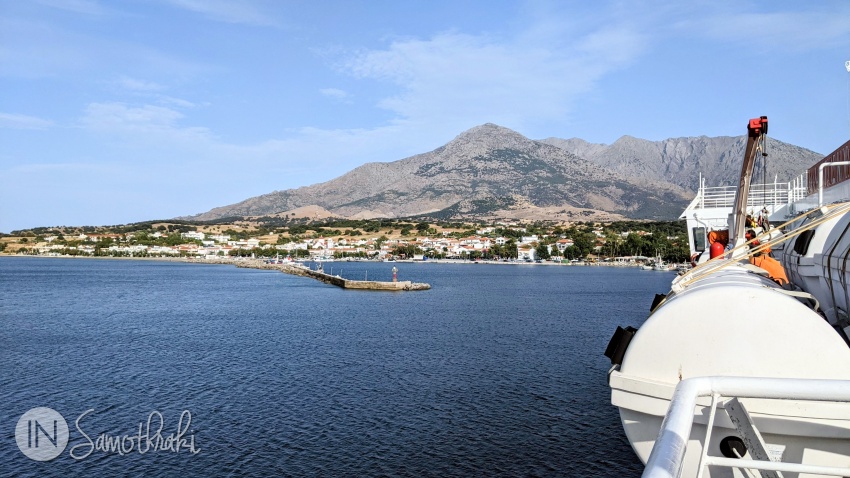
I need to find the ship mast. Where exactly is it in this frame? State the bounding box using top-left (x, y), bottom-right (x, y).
top-left (728, 116), bottom-right (768, 254)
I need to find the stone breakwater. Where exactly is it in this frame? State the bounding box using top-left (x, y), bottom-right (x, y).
top-left (198, 258), bottom-right (431, 291)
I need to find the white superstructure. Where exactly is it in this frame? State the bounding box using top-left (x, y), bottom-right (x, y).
top-left (680, 177), bottom-right (808, 257)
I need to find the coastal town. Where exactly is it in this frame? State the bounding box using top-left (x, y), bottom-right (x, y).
top-left (0, 219), bottom-right (690, 264)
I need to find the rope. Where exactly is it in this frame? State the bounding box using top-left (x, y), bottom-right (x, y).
top-left (825, 219), bottom-right (850, 321)
top-left (672, 201), bottom-right (850, 292)
top-left (775, 289), bottom-right (820, 312)
top-left (842, 239), bottom-right (850, 324)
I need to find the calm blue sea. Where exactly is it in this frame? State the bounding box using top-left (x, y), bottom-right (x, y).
top-left (0, 257), bottom-right (676, 477)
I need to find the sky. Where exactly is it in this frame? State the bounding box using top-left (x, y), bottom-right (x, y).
top-left (1, 0), bottom-right (850, 232)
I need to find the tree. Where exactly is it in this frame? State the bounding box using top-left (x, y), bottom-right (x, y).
top-left (624, 233), bottom-right (645, 256)
top-left (375, 235), bottom-right (388, 249)
top-left (165, 233), bottom-right (184, 246)
top-left (392, 244), bottom-right (420, 258)
top-left (415, 222), bottom-right (430, 233)
top-left (504, 240), bottom-right (518, 259)
top-left (603, 233), bottom-right (623, 257)
top-left (572, 233), bottom-right (595, 257)
top-left (535, 243), bottom-right (551, 260)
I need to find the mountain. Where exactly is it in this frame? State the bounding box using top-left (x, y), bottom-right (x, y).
top-left (188, 124), bottom-right (693, 222)
top-left (187, 124), bottom-right (823, 223)
top-left (539, 135), bottom-right (821, 192)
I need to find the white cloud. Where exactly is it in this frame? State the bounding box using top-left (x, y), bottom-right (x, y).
top-left (0, 112), bottom-right (54, 130)
top-left (0, 14), bottom-right (213, 81)
top-left (157, 96), bottom-right (197, 109)
top-left (675, 4), bottom-right (850, 52)
top-left (119, 76), bottom-right (165, 92)
top-left (164, 0), bottom-right (279, 27)
top-left (81, 102), bottom-right (182, 128)
top-left (79, 102), bottom-right (211, 142)
top-left (320, 88), bottom-right (350, 101)
top-left (341, 26), bottom-right (646, 131)
top-left (112, 77), bottom-right (198, 108)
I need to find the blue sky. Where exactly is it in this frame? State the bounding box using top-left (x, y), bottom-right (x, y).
top-left (2, 0), bottom-right (849, 232)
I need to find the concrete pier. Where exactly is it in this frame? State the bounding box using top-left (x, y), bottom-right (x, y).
top-left (300, 267), bottom-right (430, 290)
top-left (225, 259), bottom-right (431, 291)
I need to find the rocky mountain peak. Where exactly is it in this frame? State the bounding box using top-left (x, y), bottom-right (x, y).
top-left (185, 123), bottom-right (824, 223)
top-left (440, 123), bottom-right (538, 159)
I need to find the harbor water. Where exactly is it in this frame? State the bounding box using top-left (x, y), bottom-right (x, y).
top-left (0, 257), bottom-right (676, 476)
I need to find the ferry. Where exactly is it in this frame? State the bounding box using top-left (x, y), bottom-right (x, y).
top-left (605, 116), bottom-right (850, 477)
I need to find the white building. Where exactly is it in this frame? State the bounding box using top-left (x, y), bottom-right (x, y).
top-left (181, 231), bottom-right (205, 241)
top-left (555, 239), bottom-right (574, 252)
top-left (520, 235), bottom-right (539, 245)
top-left (517, 246), bottom-right (536, 261)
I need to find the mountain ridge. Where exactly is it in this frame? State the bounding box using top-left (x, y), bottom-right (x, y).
top-left (539, 133), bottom-right (819, 191)
top-left (187, 123), bottom-right (823, 222)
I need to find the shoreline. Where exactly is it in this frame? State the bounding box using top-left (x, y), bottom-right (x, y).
top-left (0, 254), bottom-right (678, 289)
top-left (0, 254), bottom-right (658, 268)
top-left (0, 254), bottom-right (190, 262)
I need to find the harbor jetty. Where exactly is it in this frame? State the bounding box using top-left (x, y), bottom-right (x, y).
top-left (295, 266), bottom-right (430, 291)
top-left (209, 258), bottom-right (431, 291)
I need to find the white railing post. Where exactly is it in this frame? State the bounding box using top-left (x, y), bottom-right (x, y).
top-left (695, 393), bottom-right (720, 478)
top-left (643, 376), bottom-right (850, 478)
top-left (699, 174), bottom-right (704, 209)
top-left (819, 161), bottom-right (850, 206)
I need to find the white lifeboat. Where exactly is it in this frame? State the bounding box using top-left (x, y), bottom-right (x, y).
top-left (608, 264), bottom-right (850, 477)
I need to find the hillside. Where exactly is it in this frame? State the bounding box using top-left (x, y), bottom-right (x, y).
top-left (189, 124), bottom-right (691, 222)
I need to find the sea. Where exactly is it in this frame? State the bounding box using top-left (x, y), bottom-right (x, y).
top-left (0, 257), bottom-right (677, 477)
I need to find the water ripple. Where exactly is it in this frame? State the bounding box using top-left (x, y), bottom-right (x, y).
top-left (0, 258), bottom-right (675, 476)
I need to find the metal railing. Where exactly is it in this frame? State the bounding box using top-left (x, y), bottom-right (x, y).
top-left (695, 181), bottom-right (808, 209)
top-left (643, 376), bottom-right (850, 478)
top-left (808, 140), bottom-right (850, 195)
top-left (819, 161), bottom-right (850, 206)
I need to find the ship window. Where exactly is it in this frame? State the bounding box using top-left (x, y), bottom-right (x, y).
top-left (793, 229), bottom-right (815, 256)
top-left (692, 227), bottom-right (706, 252)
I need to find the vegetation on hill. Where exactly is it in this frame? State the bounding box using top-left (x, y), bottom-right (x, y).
top-left (4, 216), bottom-right (691, 262)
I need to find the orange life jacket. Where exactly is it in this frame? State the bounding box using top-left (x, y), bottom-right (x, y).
top-left (750, 254), bottom-right (789, 286)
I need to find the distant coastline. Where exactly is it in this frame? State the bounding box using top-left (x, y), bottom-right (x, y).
top-left (0, 254), bottom-right (639, 268)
